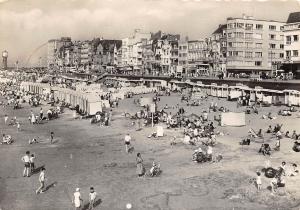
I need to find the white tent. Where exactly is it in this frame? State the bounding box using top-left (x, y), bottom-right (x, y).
top-left (221, 112), bottom-right (246, 127)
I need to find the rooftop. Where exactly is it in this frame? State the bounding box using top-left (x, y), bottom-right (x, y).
top-left (287, 12), bottom-right (300, 24)
top-left (212, 24), bottom-right (227, 34)
top-left (227, 17), bottom-right (285, 23)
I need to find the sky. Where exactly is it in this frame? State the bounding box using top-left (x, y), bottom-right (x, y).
top-left (0, 0), bottom-right (299, 66)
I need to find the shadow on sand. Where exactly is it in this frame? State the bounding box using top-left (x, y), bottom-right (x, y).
top-left (44, 181), bottom-right (58, 192)
top-left (31, 165), bottom-right (45, 175)
top-left (82, 198), bottom-right (102, 210)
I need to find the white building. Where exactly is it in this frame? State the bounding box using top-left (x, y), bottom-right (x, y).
top-left (283, 12), bottom-right (300, 78)
top-left (121, 29), bottom-right (151, 70)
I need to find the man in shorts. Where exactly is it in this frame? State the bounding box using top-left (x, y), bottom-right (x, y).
top-left (21, 151), bottom-right (30, 177)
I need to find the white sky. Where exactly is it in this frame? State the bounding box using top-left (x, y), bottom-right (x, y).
top-left (0, 0), bottom-right (299, 66)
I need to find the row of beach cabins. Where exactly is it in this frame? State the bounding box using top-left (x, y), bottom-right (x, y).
top-left (105, 77), bottom-right (300, 107)
top-left (171, 81), bottom-right (300, 107)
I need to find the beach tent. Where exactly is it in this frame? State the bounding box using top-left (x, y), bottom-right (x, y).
top-left (86, 94), bottom-right (102, 115)
top-left (140, 97), bottom-right (152, 107)
top-left (221, 112), bottom-right (246, 127)
top-left (157, 126), bottom-right (164, 137)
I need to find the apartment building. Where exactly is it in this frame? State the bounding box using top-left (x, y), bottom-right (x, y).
top-left (209, 24), bottom-right (227, 76)
top-left (121, 29), bottom-right (151, 70)
top-left (226, 15), bottom-right (284, 75)
top-left (283, 12), bottom-right (300, 78)
top-left (178, 38), bottom-right (188, 75)
top-left (188, 39), bottom-right (209, 76)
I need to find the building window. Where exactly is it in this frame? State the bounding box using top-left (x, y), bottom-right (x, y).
top-left (255, 61), bottom-right (262, 66)
top-left (245, 51), bottom-right (252, 58)
top-left (280, 44), bottom-right (284, 49)
top-left (269, 25), bottom-right (276, 30)
top-left (269, 44), bottom-right (276, 49)
top-left (228, 42), bottom-right (233, 47)
top-left (235, 32), bottom-right (244, 38)
top-left (286, 50), bottom-right (291, 58)
top-left (280, 26), bottom-right (284, 31)
top-left (245, 33), bottom-right (253, 39)
top-left (286, 36), bottom-right (291, 45)
top-left (245, 61), bottom-right (253, 66)
top-left (245, 24), bottom-right (253, 30)
top-left (293, 50), bottom-right (298, 57)
top-left (269, 34), bottom-right (276, 40)
top-left (255, 43), bottom-right (262, 48)
top-left (268, 52), bottom-right (275, 59)
top-left (255, 52), bottom-right (262, 58)
top-left (280, 35), bottom-right (284, 41)
top-left (256, 24), bottom-right (263, 30)
top-left (245, 42), bottom-right (253, 48)
top-left (280, 53), bottom-right (284, 58)
top-left (294, 35), bottom-right (299, 42)
top-left (254, 33), bottom-right (262, 39)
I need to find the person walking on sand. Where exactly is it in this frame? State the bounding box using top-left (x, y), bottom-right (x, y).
top-left (4, 114), bottom-right (8, 124)
top-left (124, 134), bottom-right (131, 153)
top-left (72, 188), bottom-right (83, 210)
top-left (40, 108), bottom-right (44, 121)
top-left (30, 154), bottom-right (35, 174)
top-left (136, 153), bottom-right (145, 177)
top-left (256, 172), bottom-right (262, 191)
top-left (50, 132), bottom-right (54, 144)
top-left (36, 167), bottom-right (46, 194)
top-left (89, 187), bottom-right (97, 210)
top-left (17, 122), bottom-right (21, 132)
top-left (22, 151), bottom-right (30, 177)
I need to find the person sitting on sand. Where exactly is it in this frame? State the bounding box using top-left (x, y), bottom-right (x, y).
top-left (257, 129), bottom-right (263, 138)
top-left (285, 131), bottom-right (290, 138)
top-left (259, 144), bottom-right (271, 156)
top-left (292, 130), bottom-right (298, 140)
top-left (2, 134), bottom-right (12, 144)
top-left (266, 125), bottom-right (272, 133)
top-left (274, 139), bottom-right (280, 151)
top-left (29, 138), bottom-right (38, 144)
top-left (289, 163), bottom-right (299, 177)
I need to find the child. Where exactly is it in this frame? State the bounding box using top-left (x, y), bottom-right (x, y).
top-left (271, 177), bottom-right (277, 194)
top-left (30, 154), bottom-right (35, 173)
top-left (50, 132), bottom-right (54, 144)
top-left (89, 187), bottom-right (97, 210)
top-left (17, 122), bottom-right (21, 132)
top-left (36, 167), bottom-right (46, 194)
top-left (256, 172), bottom-right (262, 191)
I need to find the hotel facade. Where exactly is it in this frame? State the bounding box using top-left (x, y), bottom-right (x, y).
top-left (226, 15), bottom-right (285, 75)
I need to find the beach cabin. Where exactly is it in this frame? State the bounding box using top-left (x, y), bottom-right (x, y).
top-left (260, 89), bottom-right (273, 105)
top-left (203, 84), bottom-right (211, 96)
top-left (210, 83), bottom-right (218, 97)
top-left (283, 90), bottom-right (300, 106)
top-left (253, 86), bottom-right (264, 102)
top-left (228, 86), bottom-right (242, 101)
top-left (266, 90), bottom-right (285, 106)
top-left (217, 84), bottom-right (229, 98)
top-left (192, 82), bottom-right (203, 92)
top-left (86, 94), bottom-right (103, 115)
